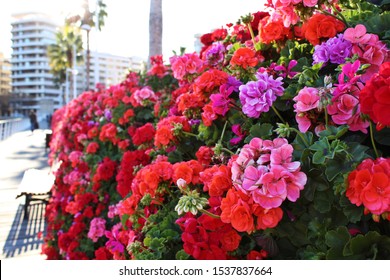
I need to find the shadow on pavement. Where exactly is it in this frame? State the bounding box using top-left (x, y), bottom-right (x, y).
top-left (2, 201), bottom-right (46, 258)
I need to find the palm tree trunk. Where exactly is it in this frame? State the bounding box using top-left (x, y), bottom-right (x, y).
top-left (149, 0), bottom-right (163, 67)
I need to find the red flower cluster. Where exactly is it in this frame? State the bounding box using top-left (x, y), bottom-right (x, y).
top-left (195, 146), bottom-right (214, 166)
top-left (116, 150), bottom-right (150, 198)
top-left (221, 188), bottom-right (283, 233)
top-left (99, 123), bottom-right (118, 144)
top-left (230, 47), bottom-right (259, 70)
top-left (154, 116), bottom-right (191, 148)
top-left (92, 157), bottom-right (117, 185)
top-left (200, 165), bottom-right (232, 197)
top-left (172, 160), bottom-right (203, 186)
top-left (301, 14), bottom-right (345, 45)
top-left (176, 213), bottom-right (241, 260)
top-left (360, 62), bottom-right (390, 129)
top-left (258, 17), bottom-right (292, 44)
top-left (133, 160), bottom-right (173, 197)
top-left (131, 123), bottom-right (156, 146)
top-left (193, 69), bottom-right (229, 96)
top-left (148, 55), bottom-right (168, 78)
top-left (346, 157), bottom-right (390, 218)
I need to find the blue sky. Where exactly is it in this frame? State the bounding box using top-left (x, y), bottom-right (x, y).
top-left (0, 0), bottom-right (266, 60)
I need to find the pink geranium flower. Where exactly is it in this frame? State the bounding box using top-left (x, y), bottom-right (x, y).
top-left (293, 87), bottom-right (320, 112)
top-left (344, 24), bottom-right (371, 44)
top-left (88, 217), bottom-right (106, 242)
top-left (293, 87), bottom-right (321, 133)
top-left (231, 137), bottom-right (306, 209)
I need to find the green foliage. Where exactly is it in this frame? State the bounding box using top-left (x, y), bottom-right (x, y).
top-left (245, 123), bottom-right (273, 142)
top-left (326, 227), bottom-right (390, 259)
top-left (129, 200), bottom-right (183, 260)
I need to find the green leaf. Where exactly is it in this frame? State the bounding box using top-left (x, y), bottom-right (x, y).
top-left (374, 127), bottom-right (390, 146)
top-left (168, 150), bottom-right (183, 163)
top-left (312, 151), bottom-right (326, 165)
top-left (325, 226), bottom-right (351, 259)
top-left (318, 125), bottom-right (349, 140)
top-left (176, 249), bottom-right (190, 260)
top-left (365, 11), bottom-right (390, 36)
top-left (339, 196), bottom-right (363, 223)
top-left (277, 221), bottom-right (310, 247)
top-left (344, 231), bottom-right (390, 259)
top-left (348, 142), bottom-right (370, 162)
top-left (121, 214), bottom-right (130, 230)
top-left (324, 159), bottom-right (344, 181)
top-left (314, 189), bottom-right (334, 213)
top-left (310, 138), bottom-right (331, 164)
top-left (249, 123), bottom-right (273, 139)
top-left (292, 132), bottom-right (313, 158)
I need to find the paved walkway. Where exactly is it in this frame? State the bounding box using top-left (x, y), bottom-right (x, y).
top-left (0, 122), bottom-right (51, 260)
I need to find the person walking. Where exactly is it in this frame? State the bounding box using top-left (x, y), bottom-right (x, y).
top-left (29, 110), bottom-right (38, 132)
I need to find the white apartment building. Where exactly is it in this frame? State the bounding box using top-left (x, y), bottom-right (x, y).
top-left (10, 12), bottom-right (145, 111)
top-left (64, 52), bottom-right (144, 102)
top-left (10, 13), bottom-right (61, 117)
top-left (77, 51), bottom-right (144, 92)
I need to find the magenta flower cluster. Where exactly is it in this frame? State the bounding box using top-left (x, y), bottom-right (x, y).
top-left (231, 137), bottom-right (307, 209)
top-left (239, 72), bottom-right (284, 118)
top-left (327, 60), bottom-right (369, 133)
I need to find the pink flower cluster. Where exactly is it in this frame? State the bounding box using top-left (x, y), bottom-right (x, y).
top-left (231, 137), bottom-right (307, 209)
top-left (267, 0), bottom-right (319, 27)
top-left (170, 52), bottom-right (204, 81)
top-left (293, 86), bottom-right (321, 133)
top-left (133, 87), bottom-right (157, 106)
top-left (343, 24), bottom-right (390, 82)
top-left (87, 217), bottom-right (106, 242)
top-left (327, 60), bottom-right (369, 133)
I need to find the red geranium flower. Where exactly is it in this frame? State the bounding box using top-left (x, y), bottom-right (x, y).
top-left (360, 62), bottom-right (390, 129)
top-left (301, 13), bottom-right (345, 45)
top-left (230, 47), bottom-right (259, 69)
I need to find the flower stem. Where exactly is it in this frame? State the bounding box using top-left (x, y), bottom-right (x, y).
top-left (222, 147), bottom-right (235, 155)
top-left (271, 105), bottom-right (286, 124)
top-left (182, 131), bottom-right (198, 138)
top-left (246, 23), bottom-right (258, 51)
top-left (324, 106), bottom-right (329, 129)
top-left (199, 209), bottom-right (220, 219)
top-left (369, 121), bottom-right (379, 158)
top-left (219, 121), bottom-right (228, 144)
top-left (322, 5), bottom-right (349, 27)
top-left (292, 128), bottom-right (310, 147)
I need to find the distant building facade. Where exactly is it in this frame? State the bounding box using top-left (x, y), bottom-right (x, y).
top-left (77, 51), bottom-right (144, 92)
top-left (0, 53), bottom-right (11, 96)
top-left (0, 53), bottom-right (12, 116)
top-left (10, 13), bottom-right (61, 117)
top-left (10, 12), bottom-right (145, 114)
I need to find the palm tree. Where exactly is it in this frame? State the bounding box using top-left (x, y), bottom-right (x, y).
top-left (66, 0), bottom-right (108, 90)
top-left (149, 0), bottom-right (163, 66)
top-left (47, 24), bottom-right (83, 103)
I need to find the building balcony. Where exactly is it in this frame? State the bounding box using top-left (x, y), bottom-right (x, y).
top-left (12, 48), bottom-right (47, 55)
top-left (11, 73), bottom-right (53, 79)
top-left (11, 57), bottom-right (48, 63)
top-left (11, 65), bottom-right (50, 71)
top-left (12, 80), bottom-right (56, 87)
